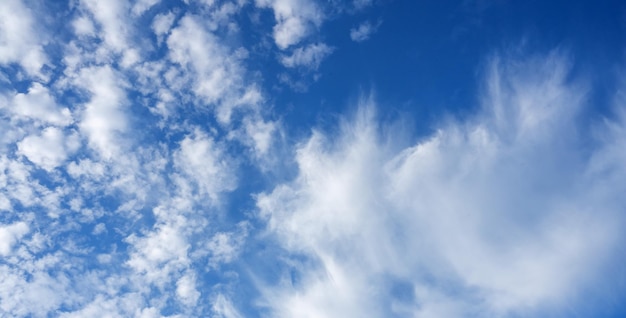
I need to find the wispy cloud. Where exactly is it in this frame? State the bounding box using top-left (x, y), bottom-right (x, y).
top-left (280, 42), bottom-right (334, 70)
top-left (350, 20), bottom-right (381, 42)
top-left (353, 0), bottom-right (374, 11)
top-left (255, 52), bottom-right (626, 317)
top-left (0, 0), bottom-right (624, 316)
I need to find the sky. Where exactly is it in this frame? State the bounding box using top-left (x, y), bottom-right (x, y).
top-left (1, 0), bottom-right (626, 317)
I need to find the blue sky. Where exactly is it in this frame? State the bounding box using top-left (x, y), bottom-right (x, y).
top-left (1, 0), bottom-right (626, 317)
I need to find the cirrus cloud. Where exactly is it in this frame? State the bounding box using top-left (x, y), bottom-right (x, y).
top-left (255, 51), bottom-right (626, 317)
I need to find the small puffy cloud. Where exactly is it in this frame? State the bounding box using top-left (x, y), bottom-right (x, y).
top-left (244, 117), bottom-right (277, 155)
top-left (255, 0), bottom-right (324, 49)
top-left (0, 0), bottom-right (48, 76)
top-left (126, 218), bottom-right (190, 283)
top-left (131, 0), bottom-right (161, 16)
top-left (80, 0), bottom-right (130, 53)
top-left (174, 131), bottom-right (237, 201)
top-left (167, 14), bottom-right (234, 100)
top-left (66, 158), bottom-right (107, 179)
top-left (167, 14), bottom-right (256, 123)
top-left (17, 127), bottom-right (79, 171)
top-left (78, 0), bottom-right (146, 68)
top-left (206, 223), bottom-right (248, 268)
top-left (152, 11), bottom-right (176, 38)
top-left (350, 20), bottom-right (381, 42)
top-left (280, 43), bottom-right (334, 70)
top-left (75, 66), bottom-right (128, 159)
top-left (0, 221), bottom-right (29, 256)
top-left (176, 272), bottom-right (201, 306)
top-left (5, 83), bottom-right (73, 126)
top-left (72, 16), bottom-right (96, 36)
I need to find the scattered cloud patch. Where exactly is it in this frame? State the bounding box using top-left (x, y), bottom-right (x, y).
top-left (75, 66), bottom-right (128, 159)
top-left (0, 0), bottom-right (48, 76)
top-left (166, 14), bottom-right (256, 123)
top-left (255, 0), bottom-right (324, 49)
top-left (72, 16), bottom-right (96, 37)
top-left (350, 20), bottom-right (381, 42)
top-left (176, 272), bottom-right (201, 306)
top-left (132, 0), bottom-right (161, 16)
top-left (174, 131), bottom-right (237, 201)
top-left (280, 43), bottom-right (334, 70)
top-left (152, 11), bottom-right (176, 39)
top-left (17, 127), bottom-right (79, 171)
top-left (80, 0), bottom-right (132, 54)
top-left (0, 1), bottom-right (624, 317)
top-left (0, 221), bottom-right (29, 256)
top-left (6, 83), bottom-right (72, 126)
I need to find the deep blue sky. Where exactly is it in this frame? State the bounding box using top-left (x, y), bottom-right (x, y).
top-left (272, 0), bottom-right (626, 136)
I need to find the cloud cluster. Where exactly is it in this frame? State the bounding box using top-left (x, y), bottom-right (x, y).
top-left (1, 0), bottom-right (624, 317)
top-left (0, 0), bottom-right (47, 76)
top-left (0, 0), bottom-right (272, 316)
top-left (255, 52), bottom-right (626, 317)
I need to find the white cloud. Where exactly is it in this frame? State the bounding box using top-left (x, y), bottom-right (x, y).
top-left (7, 83), bottom-right (73, 126)
top-left (350, 20), bottom-right (380, 42)
top-left (0, 264), bottom-right (76, 317)
top-left (80, 0), bottom-right (130, 53)
top-left (57, 293), bottom-right (152, 318)
top-left (72, 16), bottom-right (96, 37)
top-left (0, 0), bottom-right (48, 76)
top-left (176, 272), bottom-right (201, 306)
top-left (126, 216), bottom-right (190, 284)
top-left (206, 223), bottom-right (248, 268)
top-left (66, 158), bottom-right (106, 179)
top-left (280, 43), bottom-right (334, 70)
top-left (5, 1), bottom-right (622, 317)
top-left (0, 222), bottom-right (29, 256)
top-left (90, 224), bottom-right (106, 238)
top-left (174, 130), bottom-right (237, 201)
top-left (243, 116), bottom-right (277, 155)
top-left (0, 194), bottom-right (10, 211)
top-left (132, 0), bottom-right (161, 16)
top-left (167, 15), bottom-right (233, 104)
top-left (0, 157), bottom-right (36, 208)
top-left (152, 11), bottom-right (176, 38)
top-left (167, 14), bottom-right (257, 124)
top-left (211, 294), bottom-right (243, 318)
top-left (255, 0), bottom-right (324, 49)
top-left (17, 127), bottom-right (79, 171)
top-left (78, 0), bottom-right (144, 68)
top-left (0, 1), bottom-right (276, 317)
top-left (75, 66), bottom-right (128, 159)
top-left (255, 53), bottom-right (626, 316)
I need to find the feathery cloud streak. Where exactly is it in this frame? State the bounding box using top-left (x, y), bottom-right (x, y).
top-left (255, 52), bottom-right (626, 317)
